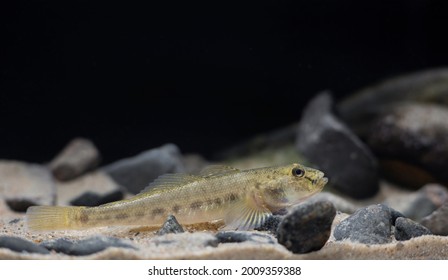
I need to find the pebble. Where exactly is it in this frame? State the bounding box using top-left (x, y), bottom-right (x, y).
top-left (333, 204), bottom-right (403, 244)
top-left (157, 215), bottom-right (184, 235)
top-left (276, 200), bottom-right (336, 254)
top-left (70, 190), bottom-right (123, 207)
top-left (0, 236), bottom-right (50, 254)
top-left (215, 231), bottom-right (276, 244)
top-left (384, 184), bottom-right (448, 221)
top-left (255, 215), bottom-right (283, 234)
top-left (420, 203), bottom-right (448, 236)
top-left (0, 160), bottom-right (56, 212)
top-left (49, 138), bottom-right (101, 181)
top-left (368, 103), bottom-right (448, 187)
top-left (40, 236), bottom-right (136, 256)
top-left (56, 171), bottom-right (124, 206)
top-left (296, 92), bottom-right (379, 199)
top-left (394, 217), bottom-right (432, 241)
top-left (103, 144), bottom-right (185, 194)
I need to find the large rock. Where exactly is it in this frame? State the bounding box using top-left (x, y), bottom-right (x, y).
top-left (49, 138), bottom-right (101, 181)
top-left (420, 203), bottom-right (448, 236)
top-left (102, 144), bottom-right (185, 194)
top-left (368, 103), bottom-right (448, 187)
top-left (296, 92), bottom-right (379, 199)
top-left (338, 68), bottom-right (448, 137)
top-left (333, 204), bottom-right (403, 244)
top-left (276, 200), bottom-right (336, 254)
top-left (0, 161), bottom-right (56, 212)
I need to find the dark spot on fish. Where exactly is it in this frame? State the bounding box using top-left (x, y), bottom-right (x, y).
top-left (172, 205), bottom-right (181, 214)
top-left (267, 188), bottom-right (283, 197)
top-left (135, 211), bottom-right (145, 217)
top-left (214, 198), bottom-right (222, 205)
top-left (254, 182), bottom-right (261, 189)
top-left (206, 199), bottom-right (214, 206)
top-left (190, 201), bottom-right (203, 209)
top-left (228, 193), bottom-right (238, 202)
top-left (115, 213), bottom-right (129, 220)
top-left (79, 212), bottom-right (89, 224)
top-left (152, 208), bottom-right (165, 216)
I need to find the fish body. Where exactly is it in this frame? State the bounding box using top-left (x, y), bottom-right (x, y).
top-left (26, 163), bottom-right (327, 231)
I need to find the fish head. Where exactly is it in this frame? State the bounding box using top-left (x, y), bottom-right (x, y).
top-left (260, 163), bottom-right (328, 211)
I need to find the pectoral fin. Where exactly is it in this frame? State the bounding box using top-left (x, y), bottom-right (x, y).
top-left (223, 189), bottom-right (272, 230)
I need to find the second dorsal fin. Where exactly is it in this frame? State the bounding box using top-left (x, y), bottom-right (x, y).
top-left (199, 165), bottom-right (240, 177)
top-left (138, 173), bottom-right (203, 195)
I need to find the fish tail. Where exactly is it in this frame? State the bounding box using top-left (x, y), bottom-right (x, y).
top-left (26, 205), bottom-right (84, 231)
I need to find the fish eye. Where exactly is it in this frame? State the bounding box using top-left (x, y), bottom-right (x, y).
top-left (292, 167), bottom-right (305, 177)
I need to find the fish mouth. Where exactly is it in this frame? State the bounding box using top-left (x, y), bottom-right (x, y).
top-left (313, 176), bottom-right (328, 191)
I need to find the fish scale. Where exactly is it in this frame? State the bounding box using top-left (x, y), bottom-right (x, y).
top-left (26, 163), bottom-right (327, 231)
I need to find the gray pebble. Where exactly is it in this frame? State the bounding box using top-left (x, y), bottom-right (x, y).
top-left (40, 236), bottom-right (136, 256)
top-left (103, 144), bottom-right (184, 194)
top-left (0, 236), bottom-right (50, 254)
top-left (334, 204), bottom-right (402, 244)
top-left (49, 138), bottom-right (101, 181)
top-left (420, 203), bottom-right (448, 235)
top-left (215, 231), bottom-right (276, 244)
top-left (296, 92), bottom-right (379, 199)
top-left (70, 190), bottom-right (123, 207)
top-left (157, 215), bottom-right (184, 235)
top-left (255, 215), bottom-right (283, 234)
top-left (277, 200), bottom-right (336, 254)
top-left (394, 217), bottom-right (432, 241)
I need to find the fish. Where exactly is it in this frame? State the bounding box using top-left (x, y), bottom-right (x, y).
top-left (26, 163), bottom-right (327, 231)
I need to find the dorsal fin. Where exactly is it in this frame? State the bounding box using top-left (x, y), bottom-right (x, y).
top-left (199, 165), bottom-right (240, 177)
top-left (138, 173), bottom-right (203, 194)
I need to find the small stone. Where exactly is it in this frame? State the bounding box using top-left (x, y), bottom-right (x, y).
top-left (384, 184), bottom-right (448, 221)
top-left (0, 160), bottom-right (56, 212)
top-left (0, 236), bottom-right (50, 254)
top-left (420, 203), bottom-right (448, 235)
top-left (56, 171), bottom-right (124, 206)
top-left (49, 138), bottom-right (101, 181)
top-left (40, 236), bottom-right (136, 256)
top-left (394, 217), bottom-right (432, 241)
top-left (215, 231), bottom-right (276, 244)
top-left (276, 200), bottom-right (336, 254)
top-left (296, 92), bottom-right (379, 199)
top-left (333, 204), bottom-right (402, 244)
top-left (157, 215), bottom-right (184, 235)
top-left (255, 215), bottom-right (283, 234)
top-left (103, 144), bottom-right (184, 194)
top-left (70, 190), bottom-right (123, 207)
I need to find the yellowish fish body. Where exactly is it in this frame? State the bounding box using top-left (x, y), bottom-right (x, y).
top-left (26, 163), bottom-right (327, 231)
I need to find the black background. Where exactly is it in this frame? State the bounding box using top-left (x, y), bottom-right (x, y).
top-left (1, 0), bottom-right (448, 163)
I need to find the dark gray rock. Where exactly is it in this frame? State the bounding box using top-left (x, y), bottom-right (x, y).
top-left (255, 215), bottom-right (283, 234)
top-left (337, 68), bottom-right (448, 137)
top-left (276, 200), bottom-right (336, 254)
top-left (215, 231), bottom-right (276, 244)
top-left (70, 190), bottom-right (123, 207)
top-left (49, 138), bottom-right (101, 181)
top-left (368, 103), bottom-right (448, 187)
top-left (0, 160), bottom-right (56, 212)
top-left (384, 184), bottom-right (448, 221)
top-left (394, 217), bottom-right (432, 241)
top-left (103, 144), bottom-right (184, 194)
top-left (40, 236), bottom-right (136, 256)
top-left (296, 92), bottom-right (379, 199)
top-left (334, 204), bottom-right (403, 244)
top-left (0, 236), bottom-right (50, 254)
top-left (157, 215), bottom-right (184, 235)
top-left (420, 203), bottom-right (448, 235)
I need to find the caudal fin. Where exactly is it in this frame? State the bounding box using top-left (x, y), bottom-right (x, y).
top-left (26, 206), bottom-right (80, 231)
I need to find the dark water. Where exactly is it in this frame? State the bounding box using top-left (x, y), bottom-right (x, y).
top-left (1, 0), bottom-right (448, 163)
